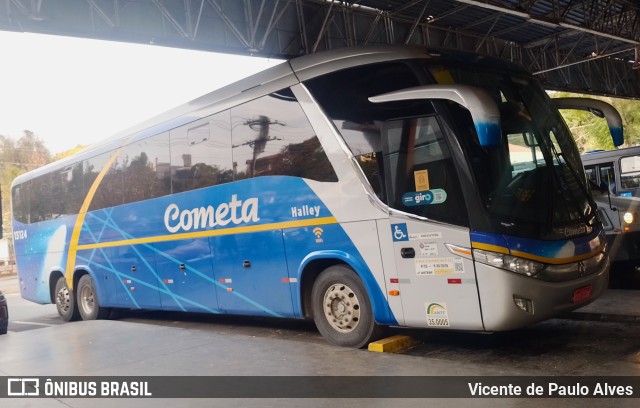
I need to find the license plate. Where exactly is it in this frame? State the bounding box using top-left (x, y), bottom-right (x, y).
top-left (572, 285), bottom-right (593, 304)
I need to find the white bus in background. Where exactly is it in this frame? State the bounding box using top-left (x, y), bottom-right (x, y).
top-left (554, 97), bottom-right (640, 283)
top-left (582, 146), bottom-right (640, 282)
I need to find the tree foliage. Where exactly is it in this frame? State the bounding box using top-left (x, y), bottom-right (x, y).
top-left (0, 131), bottom-right (53, 238)
top-left (553, 92), bottom-right (640, 152)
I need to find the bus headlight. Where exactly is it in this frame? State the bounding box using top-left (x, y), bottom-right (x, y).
top-left (623, 212), bottom-right (636, 224)
top-left (473, 249), bottom-right (606, 282)
top-left (473, 249), bottom-right (544, 276)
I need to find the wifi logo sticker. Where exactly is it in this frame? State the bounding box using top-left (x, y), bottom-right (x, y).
top-left (313, 227), bottom-right (324, 243)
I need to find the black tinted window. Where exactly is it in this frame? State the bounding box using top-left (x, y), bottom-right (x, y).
top-left (171, 112), bottom-right (233, 193)
top-left (13, 163), bottom-right (84, 224)
top-left (53, 163), bottom-right (84, 217)
top-left (87, 152), bottom-right (123, 211)
top-left (123, 133), bottom-right (171, 203)
top-left (230, 90), bottom-right (337, 182)
top-left (383, 116), bottom-right (468, 226)
top-left (29, 174), bottom-right (52, 222)
top-left (12, 183), bottom-right (29, 224)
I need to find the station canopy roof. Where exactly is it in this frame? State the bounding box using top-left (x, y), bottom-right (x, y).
top-left (1, 0), bottom-right (639, 98)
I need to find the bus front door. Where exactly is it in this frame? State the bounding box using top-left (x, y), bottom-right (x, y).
top-left (384, 218), bottom-right (483, 330)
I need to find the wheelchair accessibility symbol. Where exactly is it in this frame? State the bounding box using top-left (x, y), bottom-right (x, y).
top-left (392, 223), bottom-right (408, 242)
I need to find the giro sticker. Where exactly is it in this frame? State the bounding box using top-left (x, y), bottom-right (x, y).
top-left (402, 189), bottom-right (447, 206)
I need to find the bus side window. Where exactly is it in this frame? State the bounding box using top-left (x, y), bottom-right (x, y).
top-left (13, 165), bottom-right (85, 224)
top-left (11, 184), bottom-right (29, 224)
top-left (86, 152), bottom-right (124, 211)
top-left (122, 132), bottom-right (171, 204)
top-left (29, 174), bottom-right (53, 222)
top-left (384, 116), bottom-right (469, 227)
top-left (55, 163), bottom-right (84, 217)
top-left (230, 89), bottom-right (337, 182)
top-left (584, 165), bottom-right (598, 186)
top-left (620, 155), bottom-right (640, 190)
top-left (599, 163), bottom-right (616, 194)
top-left (171, 111), bottom-right (233, 194)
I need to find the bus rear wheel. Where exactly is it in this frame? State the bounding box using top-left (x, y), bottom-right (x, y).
top-left (311, 265), bottom-right (381, 348)
top-left (55, 276), bottom-right (80, 322)
top-left (77, 274), bottom-right (109, 320)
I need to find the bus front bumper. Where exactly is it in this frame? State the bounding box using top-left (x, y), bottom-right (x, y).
top-left (475, 255), bottom-right (610, 332)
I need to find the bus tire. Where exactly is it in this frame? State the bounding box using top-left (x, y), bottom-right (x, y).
top-left (55, 276), bottom-right (80, 322)
top-left (77, 274), bottom-right (109, 320)
top-left (311, 265), bottom-right (381, 348)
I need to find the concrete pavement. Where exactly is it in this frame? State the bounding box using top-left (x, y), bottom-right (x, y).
top-left (1, 272), bottom-right (639, 407)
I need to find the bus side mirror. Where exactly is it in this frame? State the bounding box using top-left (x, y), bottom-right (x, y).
top-left (553, 97), bottom-right (624, 147)
top-left (369, 85), bottom-right (502, 147)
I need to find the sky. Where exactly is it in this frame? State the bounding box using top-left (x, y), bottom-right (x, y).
top-left (0, 31), bottom-right (283, 154)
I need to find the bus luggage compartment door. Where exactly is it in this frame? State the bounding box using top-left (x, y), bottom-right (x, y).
top-left (154, 238), bottom-right (219, 313)
top-left (106, 244), bottom-right (161, 309)
top-left (210, 230), bottom-right (294, 318)
top-left (384, 218), bottom-right (483, 330)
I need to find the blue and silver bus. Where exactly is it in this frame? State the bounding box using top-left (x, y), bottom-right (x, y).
top-left (11, 46), bottom-right (609, 347)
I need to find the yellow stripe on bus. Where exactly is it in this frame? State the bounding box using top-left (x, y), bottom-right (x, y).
top-left (470, 242), bottom-right (510, 254)
top-left (472, 241), bottom-right (604, 265)
top-left (65, 149), bottom-right (123, 290)
top-left (76, 217), bottom-right (338, 251)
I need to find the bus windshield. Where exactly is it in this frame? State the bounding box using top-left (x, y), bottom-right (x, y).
top-left (305, 58), bottom-right (598, 240)
top-left (434, 65), bottom-right (597, 239)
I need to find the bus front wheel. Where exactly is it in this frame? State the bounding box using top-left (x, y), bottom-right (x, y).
top-left (77, 274), bottom-right (109, 320)
top-left (55, 276), bottom-right (80, 322)
top-left (311, 265), bottom-right (381, 348)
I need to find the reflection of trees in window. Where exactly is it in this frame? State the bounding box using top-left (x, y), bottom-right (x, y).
top-left (87, 152), bottom-right (123, 211)
top-left (53, 163), bottom-right (83, 217)
top-left (14, 162), bottom-right (85, 223)
top-left (267, 136), bottom-right (337, 181)
top-left (174, 163), bottom-right (233, 192)
top-left (123, 132), bottom-right (171, 204)
top-left (231, 91), bottom-right (337, 182)
top-left (171, 112), bottom-right (233, 194)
